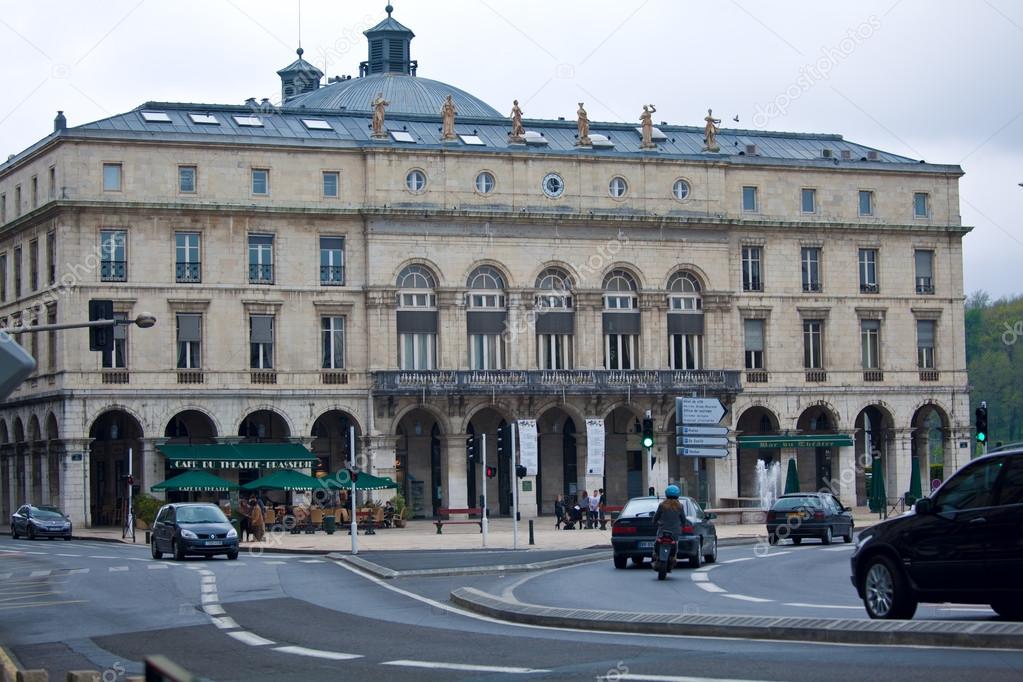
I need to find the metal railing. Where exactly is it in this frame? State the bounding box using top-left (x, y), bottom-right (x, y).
top-left (371, 369), bottom-right (741, 395)
top-left (175, 262), bottom-right (201, 283)
top-left (100, 260), bottom-right (126, 282)
top-left (320, 265), bottom-right (345, 286)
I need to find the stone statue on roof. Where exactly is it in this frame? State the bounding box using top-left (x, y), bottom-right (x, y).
top-left (639, 104), bottom-right (657, 149)
top-left (509, 99), bottom-right (525, 142)
top-left (576, 102), bottom-right (591, 146)
top-left (441, 95), bottom-right (457, 141)
top-left (371, 93), bottom-right (390, 138)
top-left (703, 108), bottom-right (721, 152)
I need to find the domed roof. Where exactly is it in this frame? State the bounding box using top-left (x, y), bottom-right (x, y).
top-left (282, 73), bottom-right (501, 119)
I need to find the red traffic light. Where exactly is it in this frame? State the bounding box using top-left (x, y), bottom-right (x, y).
top-left (485, 466), bottom-right (497, 479)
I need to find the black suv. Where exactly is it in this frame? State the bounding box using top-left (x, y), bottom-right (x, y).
top-left (851, 446), bottom-right (1023, 619)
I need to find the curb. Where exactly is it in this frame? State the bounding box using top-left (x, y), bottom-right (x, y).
top-left (0, 645), bottom-right (20, 682)
top-left (450, 587), bottom-right (1023, 650)
top-left (0, 530), bottom-right (333, 555)
top-left (332, 550), bottom-right (609, 579)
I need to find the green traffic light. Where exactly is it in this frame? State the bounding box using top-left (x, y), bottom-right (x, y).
top-left (642, 436), bottom-right (654, 448)
top-left (977, 432), bottom-right (987, 443)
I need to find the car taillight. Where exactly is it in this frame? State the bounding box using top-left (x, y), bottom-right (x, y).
top-left (813, 511), bottom-right (825, 520)
top-left (612, 525), bottom-right (636, 535)
top-left (682, 525), bottom-right (694, 533)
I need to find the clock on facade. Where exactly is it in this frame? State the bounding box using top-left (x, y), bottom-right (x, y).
top-left (541, 172), bottom-right (565, 198)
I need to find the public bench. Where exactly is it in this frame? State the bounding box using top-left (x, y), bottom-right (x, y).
top-left (434, 507), bottom-right (484, 534)
top-left (599, 505), bottom-right (624, 530)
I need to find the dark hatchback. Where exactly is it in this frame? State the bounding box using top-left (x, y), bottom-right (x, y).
top-left (151, 503), bottom-right (239, 561)
top-left (10, 505), bottom-right (72, 540)
top-left (611, 496), bottom-right (718, 569)
top-left (851, 447), bottom-right (1023, 619)
top-left (766, 493), bottom-right (854, 545)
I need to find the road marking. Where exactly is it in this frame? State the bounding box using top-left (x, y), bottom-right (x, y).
top-left (227, 631), bottom-right (274, 646)
top-left (783, 603), bottom-right (861, 610)
top-left (299, 559), bottom-right (323, 564)
top-left (759, 551), bottom-right (791, 558)
top-left (939, 607), bottom-right (993, 613)
top-left (68, 569), bottom-right (89, 575)
top-left (273, 646), bottom-right (362, 661)
top-left (690, 573), bottom-right (709, 582)
top-left (88, 555), bottom-right (118, 560)
top-left (722, 594), bottom-right (773, 603)
top-left (200, 593), bottom-right (218, 604)
top-left (201, 576), bottom-right (216, 584)
top-left (614, 675), bottom-right (775, 682)
top-left (147, 564), bottom-right (168, 570)
top-left (822, 546), bottom-right (854, 552)
top-left (694, 582), bottom-right (726, 593)
top-left (0, 599), bottom-right (85, 610)
top-left (381, 660), bottom-right (549, 674)
top-left (55, 553), bottom-right (80, 558)
top-left (263, 561), bottom-right (286, 565)
top-left (201, 584), bottom-right (217, 594)
top-left (29, 570), bottom-right (50, 577)
top-left (203, 604), bottom-right (225, 616)
top-left (109, 566), bottom-right (129, 572)
top-left (722, 557), bottom-right (754, 564)
top-left (211, 616), bottom-right (240, 630)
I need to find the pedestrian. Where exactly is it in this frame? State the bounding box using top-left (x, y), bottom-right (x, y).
top-left (238, 497), bottom-right (252, 542)
top-left (588, 490), bottom-right (600, 528)
top-left (580, 490), bottom-right (591, 528)
top-left (554, 494), bottom-right (565, 529)
top-left (248, 495), bottom-right (266, 542)
top-left (598, 488), bottom-right (607, 529)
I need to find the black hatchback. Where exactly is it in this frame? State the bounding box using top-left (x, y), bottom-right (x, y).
top-left (851, 447), bottom-right (1023, 620)
top-left (611, 496), bottom-right (718, 569)
top-left (151, 503), bottom-right (239, 561)
top-left (766, 493), bottom-right (854, 545)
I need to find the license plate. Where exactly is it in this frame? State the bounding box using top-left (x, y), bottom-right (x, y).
top-left (787, 513), bottom-right (802, 521)
top-left (638, 541), bottom-right (654, 549)
top-left (205, 540), bottom-right (222, 546)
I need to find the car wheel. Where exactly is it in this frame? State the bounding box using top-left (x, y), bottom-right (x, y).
top-left (173, 539), bottom-right (185, 561)
top-left (10, 525), bottom-right (17, 540)
top-left (991, 599), bottom-right (1023, 620)
top-left (227, 550), bottom-right (239, 561)
top-left (792, 537), bottom-right (802, 545)
top-left (613, 555), bottom-right (628, 569)
top-left (27, 525), bottom-right (35, 540)
top-left (863, 555), bottom-right (918, 620)
top-left (689, 541), bottom-right (704, 569)
top-left (767, 533), bottom-right (778, 545)
top-left (704, 537), bottom-right (718, 564)
top-left (822, 527), bottom-right (833, 545)
top-left (843, 525), bottom-right (854, 544)
top-left (151, 538), bottom-right (163, 560)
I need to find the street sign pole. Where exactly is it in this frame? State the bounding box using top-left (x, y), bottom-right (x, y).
top-left (511, 423), bottom-right (519, 550)
top-left (349, 426), bottom-right (358, 555)
top-left (481, 433), bottom-right (489, 548)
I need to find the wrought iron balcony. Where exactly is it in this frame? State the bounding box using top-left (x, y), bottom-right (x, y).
top-left (371, 369), bottom-right (742, 396)
top-left (176, 262), bottom-right (201, 283)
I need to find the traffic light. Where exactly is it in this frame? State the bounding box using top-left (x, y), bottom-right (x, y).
top-left (88, 299), bottom-right (114, 353)
top-left (641, 417), bottom-right (654, 449)
top-left (485, 465), bottom-right (497, 479)
top-left (466, 435), bottom-right (476, 461)
top-left (515, 464), bottom-right (527, 478)
top-left (975, 404), bottom-right (988, 443)
top-left (346, 467), bottom-right (359, 482)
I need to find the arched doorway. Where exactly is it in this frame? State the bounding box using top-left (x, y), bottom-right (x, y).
top-left (238, 410), bottom-right (290, 442)
top-left (604, 405), bottom-right (644, 505)
top-left (912, 403), bottom-right (950, 491)
top-left (310, 410), bottom-right (361, 478)
top-left (89, 410), bottom-right (143, 527)
top-left (465, 407), bottom-right (514, 516)
top-left (854, 405), bottom-right (895, 507)
top-left (395, 408), bottom-right (443, 518)
top-left (535, 407), bottom-right (580, 515)
top-left (163, 410), bottom-right (219, 503)
top-left (735, 406), bottom-right (780, 497)
top-left (796, 405), bottom-right (839, 492)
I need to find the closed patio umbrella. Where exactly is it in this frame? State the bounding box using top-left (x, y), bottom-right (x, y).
top-left (783, 458), bottom-right (800, 494)
top-left (908, 456), bottom-right (923, 504)
top-left (869, 456), bottom-right (887, 514)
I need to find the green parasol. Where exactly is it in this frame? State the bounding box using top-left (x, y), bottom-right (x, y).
top-left (783, 458), bottom-right (800, 494)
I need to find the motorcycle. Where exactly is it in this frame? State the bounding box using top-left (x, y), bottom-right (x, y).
top-left (651, 530), bottom-right (678, 580)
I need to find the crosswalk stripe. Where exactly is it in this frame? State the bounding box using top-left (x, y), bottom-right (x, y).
top-left (147, 564), bottom-right (168, 570)
top-left (29, 570), bottom-right (51, 578)
top-left (109, 566), bottom-right (129, 572)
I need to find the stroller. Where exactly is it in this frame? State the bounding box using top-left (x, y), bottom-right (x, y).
top-left (562, 504), bottom-right (584, 530)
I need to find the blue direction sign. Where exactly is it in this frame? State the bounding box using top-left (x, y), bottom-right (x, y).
top-left (680, 446), bottom-right (728, 459)
top-left (677, 425), bottom-right (729, 437)
top-left (679, 436), bottom-right (728, 447)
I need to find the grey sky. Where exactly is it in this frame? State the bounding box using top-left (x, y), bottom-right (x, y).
top-left (1, 0), bottom-right (1019, 298)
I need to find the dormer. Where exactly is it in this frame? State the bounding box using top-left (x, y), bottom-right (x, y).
top-left (360, 4), bottom-right (417, 76)
top-left (277, 47), bottom-right (323, 103)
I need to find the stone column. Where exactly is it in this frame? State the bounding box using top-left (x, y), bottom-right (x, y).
top-left (60, 439), bottom-right (91, 527)
top-left (38, 445), bottom-right (50, 506)
top-left (365, 434), bottom-right (399, 504)
top-left (639, 293), bottom-right (666, 369)
top-left (834, 433), bottom-right (857, 505)
top-left (891, 428), bottom-right (914, 508)
top-left (25, 446), bottom-right (36, 505)
top-left (574, 291), bottom-right (603, 369)
top-left (506, 290), bottom-right (531, 369)
top-left (3, 451), bottom-right (15, 518)
top-left (437, 289), bottom-right (466, 369)
top-left (441, 433), bottom-right (469, 514)
top-left (140, 438), bottom-right (165, 500)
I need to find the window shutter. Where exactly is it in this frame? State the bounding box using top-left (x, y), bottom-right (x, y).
top-left (251, 316), bottom-right (273, 343)
top-left (914, 251), bottom-right (933, 278)
top-left (177, 314), bottom-right (201, 342)
top-left (917, 320), bottom-right (935, 345)
top-left (744, 319), bottom-right (764, 352)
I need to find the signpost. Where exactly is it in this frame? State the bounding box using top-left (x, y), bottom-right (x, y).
top-left (675, 397), bottom-right (730, 459)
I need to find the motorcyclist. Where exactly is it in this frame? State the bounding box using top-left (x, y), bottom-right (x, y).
top-left (653, 485), bottom-right (684, 537)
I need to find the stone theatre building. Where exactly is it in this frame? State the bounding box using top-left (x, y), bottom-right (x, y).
top-left (0, 8), bottom-right (971, 526)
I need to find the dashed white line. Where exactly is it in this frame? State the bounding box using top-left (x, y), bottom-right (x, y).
top-left (109, 566), bottom-right (129, 572)
top-left (783, 603), bottom-right (861, 610)
top-left (200, 593), bottom-right (219, 604)
top-left (211, 616), bottom-right (240, 630)
top-left (201, 584), bottom-right (217, 594)
top-left (55, 553), bottom-right (80, 558)
top-left (822, 546), bottom-right (854, 552)
top-left (299, 559), bottom-right (324, 564)
top-left (722, 557), bottom-right (754, 564)
top-left (29, 570), bottom-right (51, 577)
top-left (202, 604), bottom-right (225, 616)
top-left (381, 660), bottom-right (549, 674)
top-left (88, 555), bottom-right (118, 559)
top-left (694, 582), bottom-right (727, 593)
top-left (68, 568), bottom-right (89, 575)
top-left (616, 675), bottom-right (775, 682)
top-left (690, 573), bottom-right (709, 582)
top-left (147, 564), bottom-right (168, 570)
top-left (263, 560), bottom-right (286, 565)
top-left (722, 594), bottom-right (773, 604)
top-left (227, 631), bottom-right (275, 646)
top-left (273, 646), bottom-right (362, 661)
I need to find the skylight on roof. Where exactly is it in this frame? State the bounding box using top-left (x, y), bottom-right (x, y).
top-left (523, 130), bottom-right (548, 145)
top-left (634, 126), bottom-right (667, 141)
top-left (233, 115), bottom-right (263, 127)
top-left (390, 130), bottom-right (416, 143)
top-left (459, 134), bottom-right (485, 146)
top-left (141, 111), bottom-right (171, 123)
top-left (189, 113), bottom-right (219, 125)
top-left (302, 119), bottom-right (332, 131)
top-left (589, 133), bottom-right (614, 148)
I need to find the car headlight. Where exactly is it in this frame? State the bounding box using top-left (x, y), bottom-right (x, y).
top-left (226, 528), bottom-right (238, 539)
top-left (180, 529), bottom-right (198, 539)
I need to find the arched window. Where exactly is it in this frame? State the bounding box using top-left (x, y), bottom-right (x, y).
top-left (602, 269), bottom-right (637, 310)
top-left (667, 271), bottom-right (703, 370)
top-left (466, 265), bottom-right (506, 309)
top-left (535, 267), bottom-right (573, 309)
top-left (466, 265), bottom-right (507, 369)
top-left (396, 264), bottom-right (438, 369)
top-left (602, 269), bottom-right (639, 369)
top-left (396, 264), bottom-right (437, 308)
top-left (667, 271), bottom-right (702, 311)
top-left (535, 267), bottom-right (574, 370)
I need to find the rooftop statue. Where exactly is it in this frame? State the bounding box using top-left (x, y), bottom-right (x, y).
top-left (441, 94), bottom-right (457, 141)
top-left (371, 93), bottom-right (390, 138)
top-left (509, 99), bottom-right (525, 142)
top-left (639, 104), bottom-right (657, 149)
top-left (576, 102), bottom-right (591, 146)
top-left (703, 108), bottom-right (721, 152)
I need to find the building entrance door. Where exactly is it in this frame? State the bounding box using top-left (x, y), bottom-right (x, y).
top-left (627, 450), bottom-right (643, 499)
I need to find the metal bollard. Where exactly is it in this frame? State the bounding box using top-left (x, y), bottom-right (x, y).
top-left (528, 519), bottom-right (534, 545)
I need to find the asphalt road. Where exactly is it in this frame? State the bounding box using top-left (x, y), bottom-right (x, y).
top-left (2, 535), bottom-right (1022, 682)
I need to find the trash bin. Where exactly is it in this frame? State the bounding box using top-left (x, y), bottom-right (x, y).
top-left (324, 515), bottom-right (336, 535)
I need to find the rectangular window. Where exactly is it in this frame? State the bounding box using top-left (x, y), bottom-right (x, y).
top-left (15, 186), bottom-right (21, 217)
top-left (48, 166), bottom-right (56, 200)
top-left (1, 193), bottom-right (5, 223)
top-left (913, 192), bottom-right (929, 218)
top-left (859, 190), bottom-right (874, 216)
top-left (249, 315), bottom-right (274, 369)
top-left (802, 320), bottom-right (824, 369)
top-left (858, 248), bottom-right (878, 293)
top-left (102, 163), bottom-right (122, 192)
top-left (46, 306), bottom-right (56, 372)
top-left (744, 319), bottom-right (764, 369)
top-left (860, 319), bottom-right (880, 369)
top-left (914, 249), bottom-right (934, 294)
top-left (178, 166), bottom-right (197, 193)
top-left (175, 232), bottom-right (201, 283)
top-left (100, 230), bottom-right (127, 281)
top-left (13, 246), bottom-right (22, 298)
top-left (604, 333), bottom-right (637, 370)
top-left (248, 234), bottom-right (274, 284)
top-left (741, 246), bottom-right (762, 292)
top-left (319, 236), bottom-right (344, 285)
top-left (176, 313), bottom-right (202, 369)
top-left (917, 320), bottom-right (936, 369)
top-left (251, 168), bottom-right (269, 195)
top-left (801, 247), bottom-right (821, 292)
top-left (801, 188), bottom-right (816, 213)
top-left (537, 333), bottom-right (573, 370)
top-left (399, 332), bottom-right (436, 370)
top-left (28, 239), bottom-right (38, 292)
top-left (669, 333), bottom-right (701, 370)
top-left (742, 186), bottom-right (758, 212)
top-left (603, 294), bottom-right (634, 310)
top-left (321, 316), bottom-right (346, 369)
top-left (469, 333), bottom-right (505, 370)
top-left (46, 231), bottom-right (55, 285)
top-left (0, 253), bottom-right (7, 302)
top-left (30, 176), bottom-right (38, 208)
top-left (103, 312), bottom-right (128, 368)
top-left (322, 171), bottom-right (339, 198)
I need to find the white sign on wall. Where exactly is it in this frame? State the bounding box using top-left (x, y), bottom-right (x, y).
top-left (517, 419), bottom-right (538, 476)
top-left (586, 418), bottom-right (605, 476)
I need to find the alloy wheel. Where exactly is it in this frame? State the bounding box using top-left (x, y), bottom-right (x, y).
top-left (865, 562), bottom-right (894, 617)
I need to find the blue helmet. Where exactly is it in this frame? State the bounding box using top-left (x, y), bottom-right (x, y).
top-left (665, 484), bottom-right (681, 499)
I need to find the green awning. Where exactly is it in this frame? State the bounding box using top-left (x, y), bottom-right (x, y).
top-left (158, 443), bottom-right (318, 470)
top-left (737, 434), bottom-right (854, 449)
top-left (241, 469), bottom-right (327, 491)
top-left (323, 471), bottom-right (400, 491)
top-left (151, 470), bottom-right (239, 492)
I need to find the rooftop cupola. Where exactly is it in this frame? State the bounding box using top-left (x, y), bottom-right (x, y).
top-left (277, 47), bottom-right (324, 103)
top-left (360, 4), bottom-right (416, 77)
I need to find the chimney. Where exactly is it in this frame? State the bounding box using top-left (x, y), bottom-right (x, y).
top-left (54, 110), bottom-right (67, 132)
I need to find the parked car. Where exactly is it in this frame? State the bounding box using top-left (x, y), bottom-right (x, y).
top-left (611, 495), bottom-right (717, 569)
top-left (151, 503), bottom-right (239, 561)
top-left (851, 446), bottom-right (1023, 620)
top-left (766, 492), bottom-right (854, 545)
top-left (10, 505), bottom-right (72, 540)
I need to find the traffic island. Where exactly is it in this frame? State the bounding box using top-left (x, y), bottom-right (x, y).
top-left (450, 587), bottom-right (1023, 650)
